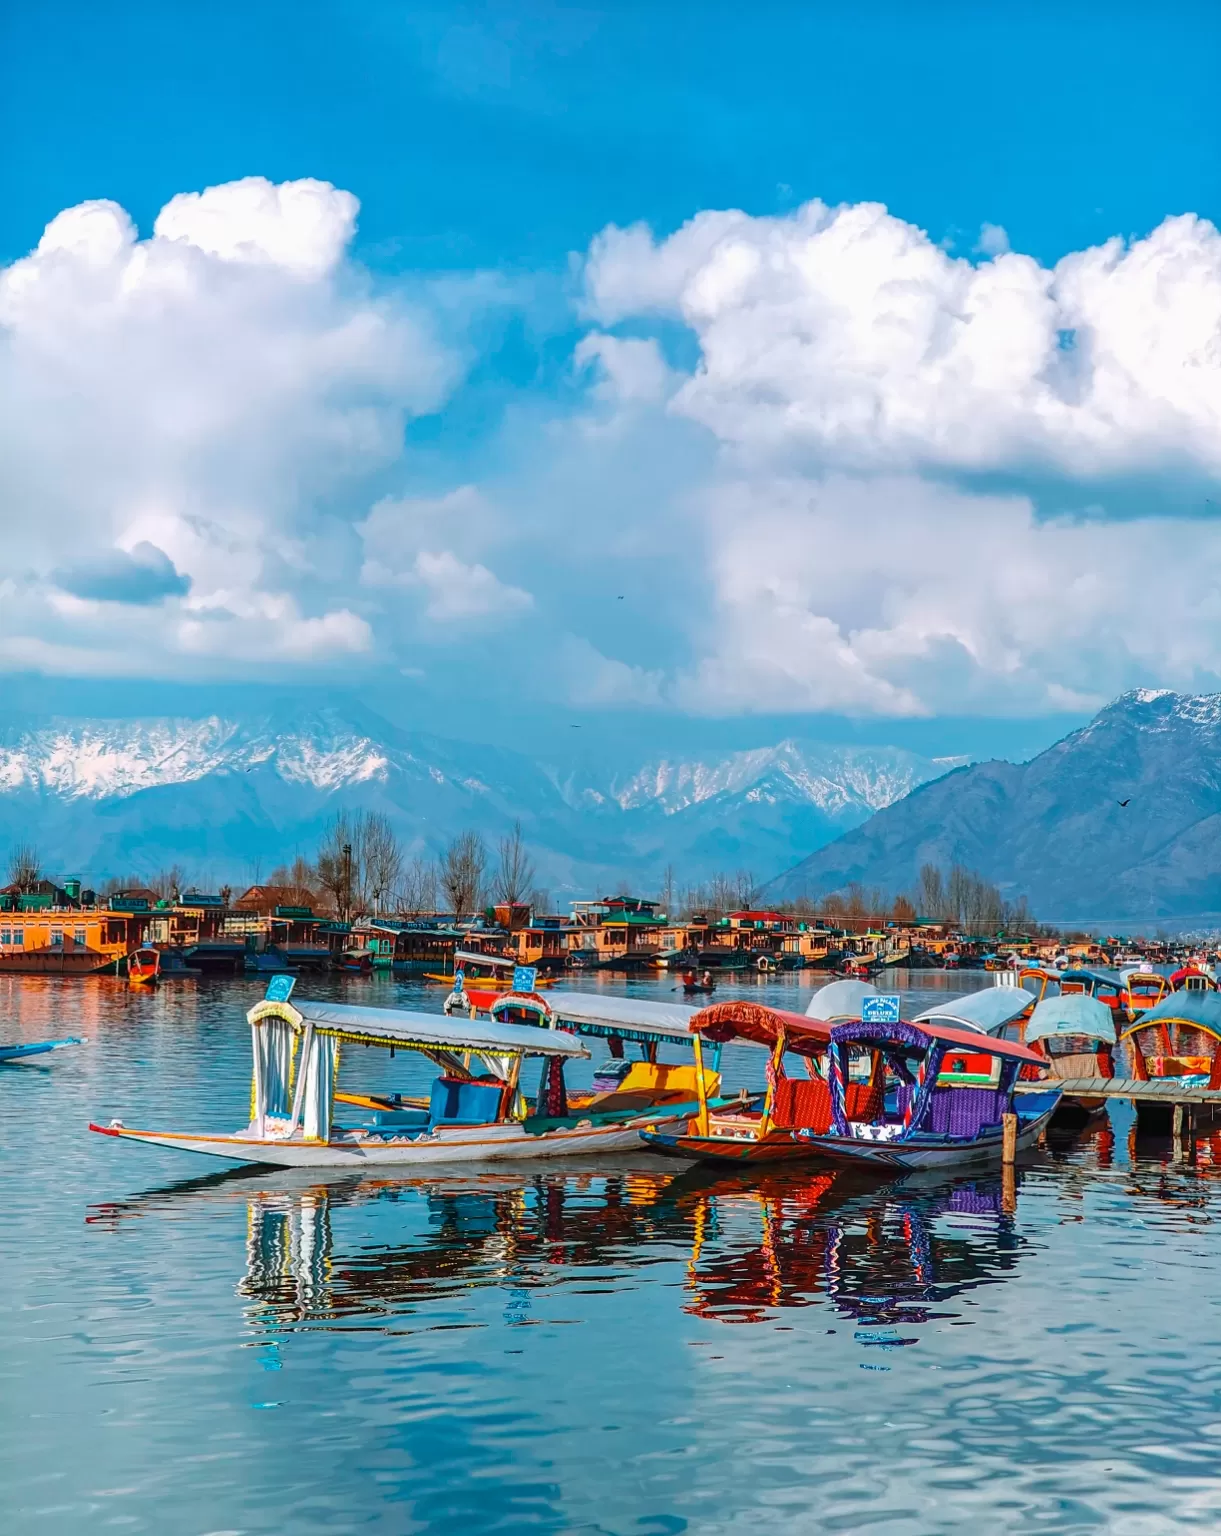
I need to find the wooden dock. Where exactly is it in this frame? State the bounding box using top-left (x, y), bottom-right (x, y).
top-left (1016, 1078), bottom-right (1221, 1106)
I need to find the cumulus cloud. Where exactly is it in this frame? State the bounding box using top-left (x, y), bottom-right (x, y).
top-left (10, 176), bottom-right (1221, 723)
top-left (585, 200), bottom-right (1221, 477)
top-left (569, 198), bottom-right (1221, 715)
top-left (0, 175), bottom-right (456, 676)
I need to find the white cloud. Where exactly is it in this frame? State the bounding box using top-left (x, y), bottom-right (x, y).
top-left (673, 474), bottom-right (1221, 716)
top-left (573, 333), bottom-right (675, 405)
top-left (405, 550), bottom-right (534, 623)
top-left (152, 177), bottom-right (359, 277)
top-left (585, 200), bottom-right (1221, 477)
top-left (0, 176), bottom-right (457, 675)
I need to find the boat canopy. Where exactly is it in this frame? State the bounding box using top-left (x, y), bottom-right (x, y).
top-left (1025, 993), bottom-right (1116, 1046)
top-left (492, 989), bottom-right (698, 1044)
top-left (693, 999), bottom-right (832, 1058)
top-left (806, 979), bottom-right (877, 1021)
top-left (454, 950), bottom-right (515, 970)
top-left (830, 1017), bottom-right (1044, 1065)
top-left (1060, 968), bottom-right (1123, 992)
top-left (913, 987), bottom-right (1032, 1037)
top-left (1120, 990), bottom-right (1221, 1040)
top-left (247, 998), bottom-right (589, 1058)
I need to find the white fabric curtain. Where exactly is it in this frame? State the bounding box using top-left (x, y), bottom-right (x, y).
top-left (252, 1017), bottom-right (296, 1131)
top-left (303, 1034), bottom-right (340, 1142)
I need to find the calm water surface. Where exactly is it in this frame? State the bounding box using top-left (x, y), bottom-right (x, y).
top-left (4, 970), bottom-right (1221, 1534)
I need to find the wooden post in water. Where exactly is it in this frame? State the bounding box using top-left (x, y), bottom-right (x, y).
top-left (1002, 1111), bottom-right (1018, 1165)
top-left (1001, 1162), bottom-right (1017, 1216)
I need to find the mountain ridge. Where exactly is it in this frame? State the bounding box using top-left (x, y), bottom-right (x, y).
top-left (0, 704), bottom-right (958, 895)
top-left (764, 689), bottom-right (1221, 921)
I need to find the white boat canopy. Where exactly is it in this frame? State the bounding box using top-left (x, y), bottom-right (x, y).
top-left (806, 979), bottom-right (877, 1021)
top-left (248, 998), bottom-right (589, 1058)
top-left (913, 987), bottom-right (1033, 1037)
top-left (496, 989), bottom-right (699, 1044)
top-left (1026, 993), bottom-right (1117, 1046)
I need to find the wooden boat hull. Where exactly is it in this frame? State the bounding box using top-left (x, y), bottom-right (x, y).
top-left (642, 1127), bottom-right (821, 1165)
top-left (89, 1115), bottom-right (690, 1168)
top-left (793, 1098), bottom-right (1060, 1170)
top-left (645, 1097), bottom-right (1061, 1170)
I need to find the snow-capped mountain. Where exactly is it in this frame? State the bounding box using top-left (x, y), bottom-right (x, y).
top-left (765, 689), bottom-right (1221, 922)
top-left (0, 703), bottom-right (959, 896)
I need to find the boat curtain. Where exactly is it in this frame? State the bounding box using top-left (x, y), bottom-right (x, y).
top-left (252, 1016), bottom-right (296, 1130)
top-left (303, 1034), bottom-right (340, 1142)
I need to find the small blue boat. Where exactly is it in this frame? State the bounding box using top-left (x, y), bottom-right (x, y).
top-left (0, 1036), bottom-right (86, 1063)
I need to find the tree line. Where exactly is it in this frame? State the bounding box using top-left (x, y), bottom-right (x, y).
top-left (2, 827), bottom-right (1046, 937)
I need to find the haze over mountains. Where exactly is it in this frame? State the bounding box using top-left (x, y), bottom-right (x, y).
top-left (766, 691), bottom-right (1221, 924)
top-left (0, 702), bottom-right (960, 897)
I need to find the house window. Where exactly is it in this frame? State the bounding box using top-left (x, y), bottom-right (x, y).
top-left (74, 928), bottom-right (87, 946)
top-left (51, 928), bottom-right (63, 946)
top-left (0, 930), bottom-right (9, 946)
top-left (11, 928), bottom-right (21, 947)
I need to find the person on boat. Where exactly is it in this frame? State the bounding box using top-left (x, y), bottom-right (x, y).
top-left (701, 971), bottom-right (714, 990)
top-left (682, 969), bottom-right (696, 987)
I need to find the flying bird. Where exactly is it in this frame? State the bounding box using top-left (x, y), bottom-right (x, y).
top-left (1117, 798), bottom-right (1131, 807)
top-left (617, 595), bottom-right (625, 600)
top-left (570, 724), bottom-right (582, 728)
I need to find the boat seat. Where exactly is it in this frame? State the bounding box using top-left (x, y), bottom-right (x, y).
top-left (371, 1107), bottom-right (430, 1128)
top-left (770, 1076), bottom-right (833, 1133)
top-left (428, 1076), bottom-right (505, 1128)
top-left (925, 1086), bottom-right (1007, 1138)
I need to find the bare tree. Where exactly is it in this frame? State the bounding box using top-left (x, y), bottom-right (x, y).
top-left (399, 855), bottom-right (439, 915)
top-left (361, 812), bottom-right (403, 915)
top-left (7, 842), bottom-right (41, 891)
top-left (149, 865), bottom-right (189, 901)
top-left (527, 886), bottom-right (551, 916)
top-left (917, 863), bottom-right (946, 921)
top-left (440, 830), bottom-right (488, 916)
top-left (659, 864), bottom-right (676, 919)
top-left (492, 821), bottom-right (535, 905)
top-left (267, 855), bottom-right (320, 908)
top-left (316, 812), bottom-right (358, 921)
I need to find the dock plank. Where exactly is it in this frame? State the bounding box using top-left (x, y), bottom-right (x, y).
top-left (1015, 1077), bottom-right (1221, 1104)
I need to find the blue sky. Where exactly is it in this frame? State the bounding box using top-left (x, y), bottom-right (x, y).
top-left (2, 1), bottom-right (1220, 761)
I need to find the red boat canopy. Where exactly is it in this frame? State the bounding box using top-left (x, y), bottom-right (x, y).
top-left (692, 1000), bottom-right (833, 1059)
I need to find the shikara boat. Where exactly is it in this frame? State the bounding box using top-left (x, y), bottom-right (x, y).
top-left (89, 993), bottom-right (706, 1168)
top-left (791, 1019), bottom-right (1057, 1170)
top-left (489, 989), bottom-right (749, 1118)
top-left (641, 1000), bottom-right (836, 1165)
top-left (1117, 990), bottom-right (1221, 1088)
top-left (127, 946), bottom-right (161, 986)
top-left (1058, 968), bottom-right (1126, 1025)
top-left (0, 1035), bottom-right (85, 1063)
top-left (912, 985), bottom-right (1035, 1041)
top-left (1024, 993), bottom-right (1116, 1122)
top-left (1118, 968), bottom-right (1169, 1021)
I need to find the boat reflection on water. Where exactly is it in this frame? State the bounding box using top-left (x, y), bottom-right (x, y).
top-left (678, 1166), bottom-right (1025, 1329)
top-left (88, 1158), bottom-right (1034, 1343)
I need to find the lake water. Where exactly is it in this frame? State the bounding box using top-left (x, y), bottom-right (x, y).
top-left (4, 969), bottom-right (1221, 1534)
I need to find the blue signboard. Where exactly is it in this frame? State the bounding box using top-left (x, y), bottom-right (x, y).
top-left (513, 965), bottom-right (539, 995)
top-left (861, 994), bottom-right (901, 1024)
top-left (265, 973), bottom-right (296, 1004)
top-left (453, 969), bottom-right (465, 991)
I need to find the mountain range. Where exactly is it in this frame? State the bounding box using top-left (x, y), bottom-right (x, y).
top-left (765, 690), bottom-right (1221, 924)
top-left (0, 702), bottom-right (960, 898)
